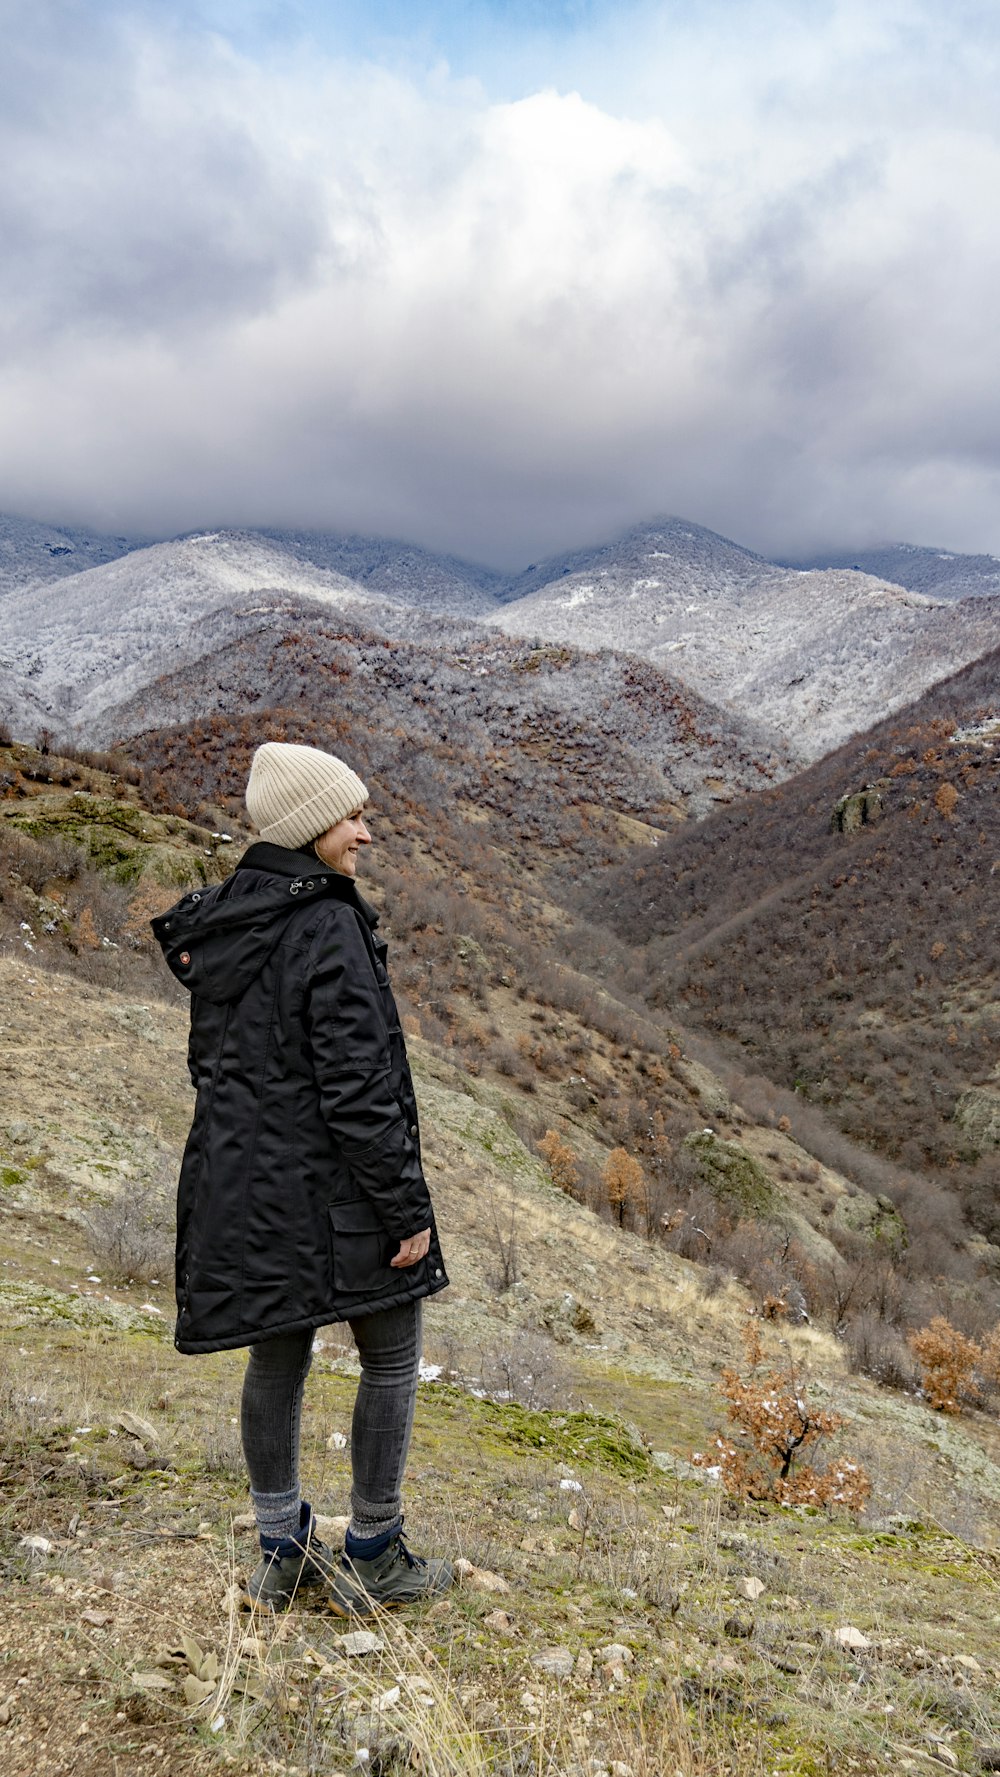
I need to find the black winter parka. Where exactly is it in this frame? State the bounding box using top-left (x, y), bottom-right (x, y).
top-left (153, 843), bottom-right (448, 1354)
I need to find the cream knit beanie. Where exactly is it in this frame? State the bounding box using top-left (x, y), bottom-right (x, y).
top-left (245, 742), bottom-right (369, 850)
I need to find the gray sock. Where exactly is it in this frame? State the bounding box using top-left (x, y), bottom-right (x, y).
top-left (251, 1485), bottom-right (301, 1542)
top-left (349, 1490), bottom-right (402, 1544)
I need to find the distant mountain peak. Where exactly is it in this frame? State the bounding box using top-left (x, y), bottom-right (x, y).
top-left (780, 541), bottom-right (1000, 602)
top-left (0, 507), bottom-right (997, 768)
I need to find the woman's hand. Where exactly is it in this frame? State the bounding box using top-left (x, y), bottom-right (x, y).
top-left (390, 1228), bottom-right (430, 1268)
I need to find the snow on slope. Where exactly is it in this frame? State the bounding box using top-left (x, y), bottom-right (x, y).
top-left (0, 509), bottom-right (507, 613)
top-left (0, 512), bottom-right (147, 596)
top-left (2, 510), bottom-right (996, 762)
top-left (256, 528), bottom-right (505, 614)
top-left (501, 517), bottom-right (767, 604)
top-left (782, 542), bottom-right (1000, 603)
top-left (490, 536), bottom-right (1000, 758)
top-left (0, 531), bottom-right (389, 735)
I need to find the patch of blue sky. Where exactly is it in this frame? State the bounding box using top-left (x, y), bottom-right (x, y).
top-left (97, 2), bottom-right (1000, 126)
top-left (125, 0), bottom-right (664, 97)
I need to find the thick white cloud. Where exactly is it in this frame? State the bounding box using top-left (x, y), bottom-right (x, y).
top-left (1, 0), bottom-right (998, 563)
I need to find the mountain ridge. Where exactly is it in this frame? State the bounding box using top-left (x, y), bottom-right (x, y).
top-left (2, 509), bottom-right (998, 768)
top-left (783, 540), bottom-right (1000, 603)
top-left (4, 505), bottom-right (999, 605)
top-left (113, 611), bottom-right (794, 829)
top-left (492, 546), bottom-right (999, 758)
top-left (0, 511), bottom-right (149, 597)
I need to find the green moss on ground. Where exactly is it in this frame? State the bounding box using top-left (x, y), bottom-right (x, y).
top-left (468, 1397), bottom-right (653, 1478)
top-left (684, 1130), bottom-right (779, 1216)
top-left (1, 784), bottom-right (241, 888)
top-left (0, 1279), bottom-right (170, 1337)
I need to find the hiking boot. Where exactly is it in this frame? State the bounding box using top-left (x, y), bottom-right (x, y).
top-left (324, 1526), bottom-right (453, 1617)
top-left (246, 1502), bottom-right (337, 1611)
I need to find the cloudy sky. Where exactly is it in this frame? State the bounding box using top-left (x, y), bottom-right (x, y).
top-left (2, 0), bottom-right (999, 566)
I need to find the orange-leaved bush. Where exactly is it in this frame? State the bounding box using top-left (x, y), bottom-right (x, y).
top-left (76, 906), bottom-right (100, 951)
top-left (602, 1147), bottom-right (647, 1227)
top-left (536, 1129), bottom-right (580, 1196)
top-left (908, 1316), bottom-right (984, 1413)
top-left (693, 1320), bottom-right (871, 1513)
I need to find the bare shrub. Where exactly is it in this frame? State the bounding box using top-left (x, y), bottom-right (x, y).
top-left (0, 827), bottom-right (55, 894)
top-left (889, 1173), bottom-right (973, 1282)
top-left (486, 1189), bottom-right (520, 1292)
top-left (42, 835), bottom-right (85, 881)
top-left (700, 1265), bottom-right (730, 1299)
top-left (84, 1174), bottom-right (174, 1284)
top-left (492, 1040), bottom-right (522, 1078)
top-left (844, 1311), bottom-right (916, 1391)
top-left (662, 1187), bottom-right (726, 1263)
top-left (476, 1330), bottom-right (573, 1410)
top-left (58, 743), bottom-right (142, 784)
top-left (65, 866), bottom-right (134, 943)
top-left (516, 1031), bottom-right (562, 1078)
top-left (710, 1222), bottom-right (808, 1323)
top-left (965, 1157), bottom-right (1000, 1245)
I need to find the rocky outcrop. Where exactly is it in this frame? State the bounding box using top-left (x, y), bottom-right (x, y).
top-left (955, 1087), bottom-right (1000, 1152)
top-left (831, 784), bottom-right (886, 834)
top-left (832, 1190), bottom-right (905, 1249)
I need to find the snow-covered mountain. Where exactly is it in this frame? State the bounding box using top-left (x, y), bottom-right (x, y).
top-left (255, 528), bottom-right (505, 614)
top-left (0, 512), bottom-right (148, 596)
top-left (490, 520), bottom-right (1000, 758)
top-left (0, 531), bottom-right (400, 737)
top-left (0, 511), bottom-right (505, 614)
top-left (1, 509), bottom-right (997, 762)
top-left (782, 541), bottom-right (1000, 603)
top-left (501, 517), bottom-right (767, 604)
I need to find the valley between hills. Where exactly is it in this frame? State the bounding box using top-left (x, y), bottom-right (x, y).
top-left (0, 507), bottom-right (999, 1776)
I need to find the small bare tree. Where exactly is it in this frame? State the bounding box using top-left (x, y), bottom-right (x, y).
top-left (486, 1187), bottom-right (520, 1292)
top-left (85, 1172), bottom-right (174, 1284)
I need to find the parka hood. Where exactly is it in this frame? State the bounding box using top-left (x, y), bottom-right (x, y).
top-left (151, 842), bottom-right (378, 1004)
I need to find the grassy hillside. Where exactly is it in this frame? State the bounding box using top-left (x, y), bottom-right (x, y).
top-left (2, 951), bottom-right (1000, 1777)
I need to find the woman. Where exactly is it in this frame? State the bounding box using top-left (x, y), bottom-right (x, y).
top-left (153, 740), bottom-right (451, 1615)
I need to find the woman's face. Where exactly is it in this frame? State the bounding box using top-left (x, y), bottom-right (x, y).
top-left (314, 808), bottom-right (372, 876)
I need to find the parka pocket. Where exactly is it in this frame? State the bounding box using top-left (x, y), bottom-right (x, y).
top-left (328, 1198), bottom-right (398, 1297)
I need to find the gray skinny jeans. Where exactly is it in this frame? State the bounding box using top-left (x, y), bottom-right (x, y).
top-left (241, 1300), bottom-right (422, 1542)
